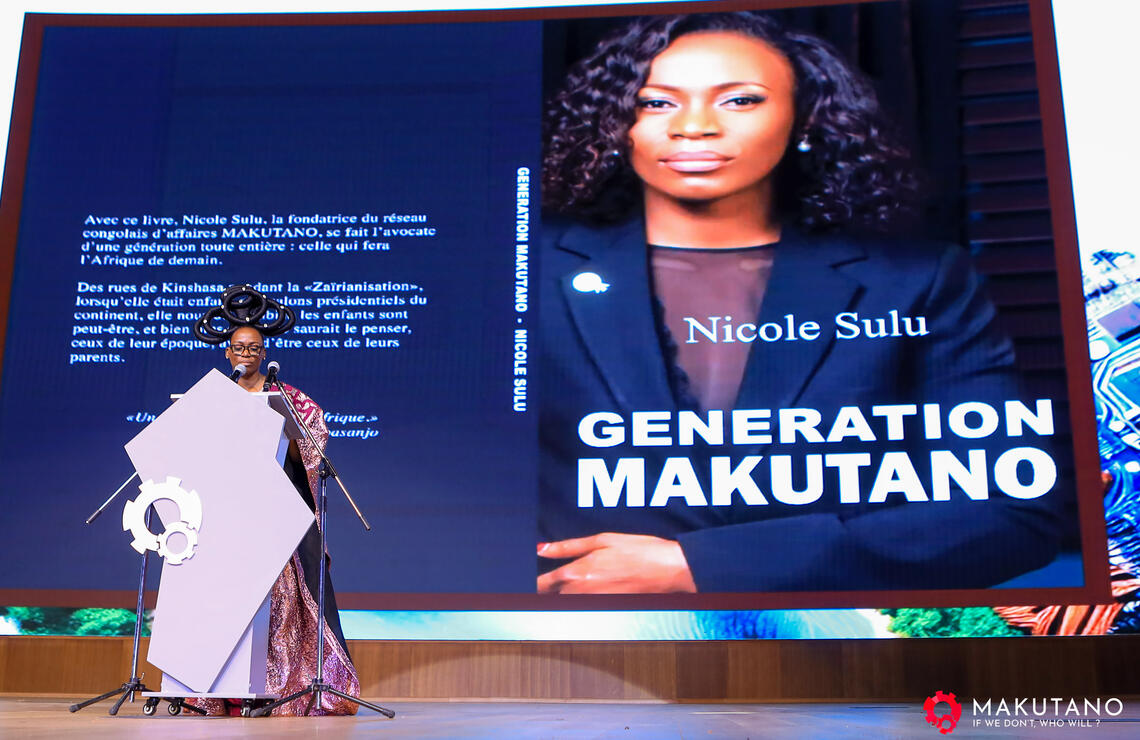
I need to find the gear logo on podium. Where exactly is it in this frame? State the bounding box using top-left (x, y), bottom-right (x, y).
top-left (122, 476), bottom-right (204, 565)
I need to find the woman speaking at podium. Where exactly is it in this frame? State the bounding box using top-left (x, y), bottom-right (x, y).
top-left (191, 285), bottom-right (360, 716)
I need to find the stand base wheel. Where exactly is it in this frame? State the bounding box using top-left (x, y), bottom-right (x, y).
top-left (167, 700), bottom-right (182, 716)
top-left (142, 697), bottom-right (159, 716)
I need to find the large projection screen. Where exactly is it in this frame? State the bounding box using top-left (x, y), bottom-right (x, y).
top-left (0, 0), bottom-right (1114, 626)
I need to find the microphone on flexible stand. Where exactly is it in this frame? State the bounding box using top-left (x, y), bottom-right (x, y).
top-left (229, 364), bottom-right (250, 382)
top-left (263, 361), bottom-right (280, 392)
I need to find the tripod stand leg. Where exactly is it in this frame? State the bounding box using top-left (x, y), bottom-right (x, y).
top-left (108, 685), bottom-right (136, 716)
top-left (322, 685), bottom-right (395, 718)
top-left (248, 685), bottom-right (313, 717)
top-left (248, 683), bottom-right (395, 719)
top-left (69, 685), bottom-right (126, 713)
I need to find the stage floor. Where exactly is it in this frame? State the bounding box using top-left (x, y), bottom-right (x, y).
top-left (4, 696), bottom-right (1140, 738)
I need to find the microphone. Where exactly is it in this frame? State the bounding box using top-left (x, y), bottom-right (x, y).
top-left (229, 364), bottom-right (250, 382)
top-left (263, 361), bottom-right (281, 391)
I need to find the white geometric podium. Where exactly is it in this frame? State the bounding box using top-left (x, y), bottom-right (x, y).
top-left (123, 369), bottom-right (315, 696)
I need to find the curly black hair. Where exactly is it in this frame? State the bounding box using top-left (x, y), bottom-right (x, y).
top-left (542, 12), bottom-right (919, 232)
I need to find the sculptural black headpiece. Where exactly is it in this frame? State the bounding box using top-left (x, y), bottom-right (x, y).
top-left (192, 284), bottom-right (297, 345)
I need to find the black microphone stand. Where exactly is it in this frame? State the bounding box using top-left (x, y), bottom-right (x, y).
top-left (250, 376), bottom-right (393, 719)
top-left (69, 494), bottom-right (157, 716)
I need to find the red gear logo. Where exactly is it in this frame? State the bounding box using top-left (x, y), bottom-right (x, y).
top-left (923, 691), bottom-right (962, 735)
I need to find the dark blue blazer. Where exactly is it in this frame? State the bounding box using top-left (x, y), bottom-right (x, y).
top-left (538, 217), bottom-right (1064, 592)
